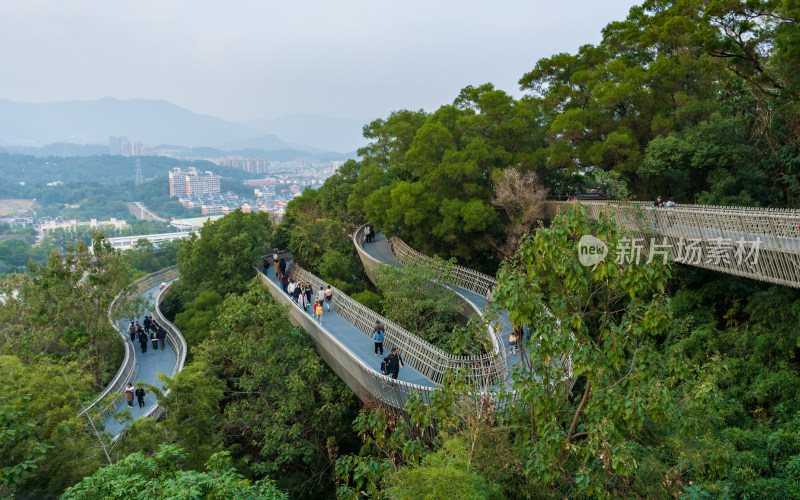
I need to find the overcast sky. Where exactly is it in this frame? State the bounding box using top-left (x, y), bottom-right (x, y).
top-left (0, 1), bottom-right (638, 124)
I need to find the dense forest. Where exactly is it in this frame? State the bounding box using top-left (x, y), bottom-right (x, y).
top-left (3, 0), bottom-right (800, 498)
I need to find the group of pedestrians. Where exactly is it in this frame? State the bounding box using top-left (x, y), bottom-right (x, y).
top-left (127, 315), bottom-right (167, 354)
top-left (653, 195), bottom-right (676, 208)
top-left (364, 224), bottom-right (375, 243)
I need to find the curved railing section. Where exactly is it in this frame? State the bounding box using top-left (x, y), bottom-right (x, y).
top-left (80, 267), bottom-right (180, 425)
top-left (255, 267), bottom-right (437, 409)
top-left (277, 261), bottom-right (505, 387)
top-left (543, 201), bottom-right (800, 288)
top-left (353, 225), bottom-right (507, 381)
top-left (391, 234), bottom-right (498, 297)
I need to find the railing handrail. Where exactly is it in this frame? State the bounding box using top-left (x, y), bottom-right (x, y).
top-left (544, 200), bottom-right (800, 218)
top-left (386, 233), bottom-right (506, 372)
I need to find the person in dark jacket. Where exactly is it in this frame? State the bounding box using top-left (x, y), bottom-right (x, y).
top-left (304, 282), bottom-right (313, 308)
top-left (143, 315), bottom-right (151, 334)
top-left (155, 322), bottom-right (166, 350)
top-left (292, 282), bottom-right (302, 303)
top-left (134, 384), bottom-right (146, 408)
top-left (381, 356), bottom-right (390, 376)
top-left (279, 258), bottom-right (287, 277)
top-left (138, 328), bottom-right (148, 353)
top-left (151, 330), bottom-right (159, 350)
top-left (386, 348), bottom-right (404, 379)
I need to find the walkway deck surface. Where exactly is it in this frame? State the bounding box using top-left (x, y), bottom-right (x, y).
top-left (103, 281), bottom-right (177, 435)
top-left (265, 266), bottom-right (435, 388)
top-left (360, 234), bottom-right (523, 379)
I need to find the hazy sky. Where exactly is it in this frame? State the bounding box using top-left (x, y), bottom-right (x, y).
top-left (0, 1), bottom-right (638, 124)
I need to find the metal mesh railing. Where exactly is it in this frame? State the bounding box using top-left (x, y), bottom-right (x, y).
top-left (256, 268), bottom-right (436, 409)
top-left (543, 201), bottom-right (800, 288)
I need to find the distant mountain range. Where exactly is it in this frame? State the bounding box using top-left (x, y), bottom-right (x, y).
top-left (242, 114), bottom-right (367, 154)
top-left (0, 97), bottom-right (367, 155)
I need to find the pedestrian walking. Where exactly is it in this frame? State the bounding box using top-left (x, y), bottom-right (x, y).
top-left (128, 322), bottom-right (136, 342)
top-left (314, 300), bottom-right (323, 324)
top-left (143, 315), bottom-right (151, 334)
top-left (279, 258), bottom-right (287, 277)
top-left (373, 322), bottom-right (385, 356)
top-left (287, 279), bottom-right (296, 298)
top-left (292, 281), bottom-right (302, 303)
top-left (124, 383), bottom-right (135, 407)
top-left (364, 225), bottom-right (372, 243)
top-left (324, 285), bottom-right (333, 311)
top-left (138, 328), bottom-right (148, 353)
top-left (304, 282), bottom-right (312, 307)
top-left (317, 286), bottom-right (326, 307)
top-left (381, 356), bottom-right (391, 376)
top-left (262, 256), bottom-right (269, 275)
top-left (151, 330), bottom-right (159, 350)
top-left (282, 274), bottom-right (289, 294)
top-left (386, 348), bottom-right (404, 379)
top-left (135, 384), bottom-right (146, 408)
top-left (155, 321), bottom-right (166, 350)
top-left (273, 249), bottom-right (280, 277)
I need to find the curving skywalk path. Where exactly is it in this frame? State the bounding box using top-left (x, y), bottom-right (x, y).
top-left (358, 231), bottom-right (521, 383)
top-left (102, 280), bottom-right (177, 435)
top-left (83, 201), bottom-right (800, 426)
top-left (80, 267), bottom-right (187, 438)
top-left (257, 227), bottom-right (522, 410)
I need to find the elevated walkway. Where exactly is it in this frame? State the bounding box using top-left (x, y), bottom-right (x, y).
top-left (102, 281), bottom-right (178, 435)
top-left (79, 267), bottom-right (187, 438)
top-left (261, 266), bottom-right (434, 387)
top-left (359, 233), bottom-right (520, 379)
top-left (257, 265), bottom-right (437, 410)
top-left (545, 201), bottom-right (800, 288)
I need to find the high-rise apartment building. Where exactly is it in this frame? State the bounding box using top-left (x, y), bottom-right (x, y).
top-left (169, 168), bottom-right (188, 197)
top-left (121, 140), bottom-right (150, 157)
top-left (109, 136), bottom-right (127, 155)
top-left (169, 167), bottom-right (221, 197)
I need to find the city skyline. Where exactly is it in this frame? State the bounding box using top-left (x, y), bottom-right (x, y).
top-left (0, 1), bottom-right (639, 124)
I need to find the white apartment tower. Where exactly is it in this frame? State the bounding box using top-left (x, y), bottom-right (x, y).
top-left (169, 167), bottom-right (221, 197)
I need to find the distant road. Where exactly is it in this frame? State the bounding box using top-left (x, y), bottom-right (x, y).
top-left (126, 202), bottom-right (168, 223)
